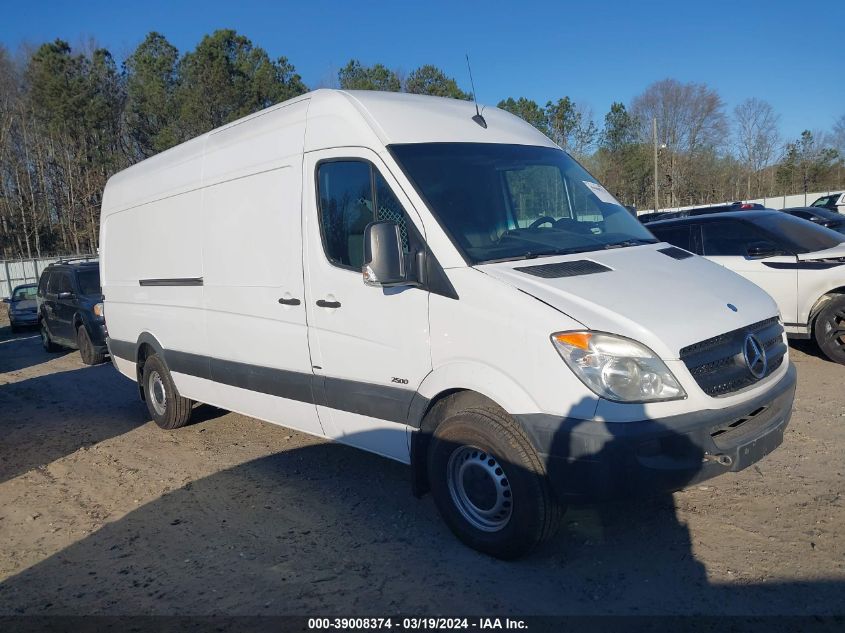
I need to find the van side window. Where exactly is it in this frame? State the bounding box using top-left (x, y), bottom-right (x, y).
top-left (374, 172), bottom-right (410, 251)
top-left (317, 161), bottom-right (415, 270)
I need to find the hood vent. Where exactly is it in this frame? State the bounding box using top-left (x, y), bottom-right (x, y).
top-left (658, 246), bottom-right (694, 260)
top-left (515, 260), bottom-right (611, 278)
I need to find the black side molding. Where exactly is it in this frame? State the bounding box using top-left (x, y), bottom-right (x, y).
top-left (762, 261), bottom-right (845, 270)
top-left (107, 337), bottom-right (424, 427)
top-left (139, 277), bottom-right (203, 287)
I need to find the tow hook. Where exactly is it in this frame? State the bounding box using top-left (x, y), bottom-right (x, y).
top-left (703, 453), bottom-right (733, 467)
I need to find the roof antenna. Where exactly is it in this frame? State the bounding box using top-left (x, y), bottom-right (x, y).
top-left (465, 54), bottom-right (487, 129)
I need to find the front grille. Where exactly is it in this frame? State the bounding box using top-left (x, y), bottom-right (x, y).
top-left (680, 317), bottom-right (786, 397)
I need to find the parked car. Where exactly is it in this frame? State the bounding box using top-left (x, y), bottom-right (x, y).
top-left (647, 210), bottom-right (845, 363)
top-left (810, 192), bottom-right (845, 214)
top-left (3, 282), bottom-right (39, 332)
top-left (637, 201), bottom-right (765, 224)
top-left (36, 259), bottom-right (107, 365)
top-left (101, 89), bottom-right (795, 559)
top-left (781, 207), bottom-right (845, 234)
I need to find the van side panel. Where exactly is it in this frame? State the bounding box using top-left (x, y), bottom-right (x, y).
top-left (195, 100), bottom-right (324, 435)
top-left (102, 186), bottom-right (207, 390)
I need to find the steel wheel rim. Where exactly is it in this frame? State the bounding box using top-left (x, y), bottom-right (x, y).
top-left (446, 445), bottom-right (512, 532)
top-left (149, 370), bottom-right (167, 416)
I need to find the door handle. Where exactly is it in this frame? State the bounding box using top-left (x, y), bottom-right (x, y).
top-left (316, 299), bottom-right (341, 309)
top-left (278, 297), bottom-right (301, 306)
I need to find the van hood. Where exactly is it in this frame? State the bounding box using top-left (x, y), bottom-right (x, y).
top-left (476, 243), bottom-right (779, 360)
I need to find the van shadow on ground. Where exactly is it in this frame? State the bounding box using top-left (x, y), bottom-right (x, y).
top-left (0, 361), bottom-right (229, 485)
top-left (0, 396), bottom-right (841, 616)
top-left (0, 362), bottom-right (143, 484)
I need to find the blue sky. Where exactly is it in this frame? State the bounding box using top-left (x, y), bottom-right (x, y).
top-left (2, 0), bottom-right (843, 141)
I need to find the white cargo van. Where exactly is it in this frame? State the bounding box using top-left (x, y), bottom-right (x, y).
top-left (101, 90), bottom-right (796, 559)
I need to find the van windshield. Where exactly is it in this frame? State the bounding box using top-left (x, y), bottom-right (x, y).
top-left (389, 143), bottom-right (657, 264)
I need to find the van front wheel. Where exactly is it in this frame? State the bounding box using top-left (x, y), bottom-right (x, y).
top-left (427, 407), bottom-right (563, 559)
top-left (142, 354), bottom-right (193, 429)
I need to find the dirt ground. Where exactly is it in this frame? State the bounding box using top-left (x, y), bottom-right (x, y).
top-left (0, 310), bottom-right (843, 617)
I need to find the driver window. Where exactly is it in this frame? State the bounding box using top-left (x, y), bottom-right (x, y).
top-left (504, 165), bottom-right (571, 228)
top-left (317, 160), bottom-right (418, 271)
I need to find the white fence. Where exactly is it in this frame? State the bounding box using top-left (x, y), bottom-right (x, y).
top-left (1, 255), bottom-right (97, 298)
top-left (638, 190), bottom-right (842, 216)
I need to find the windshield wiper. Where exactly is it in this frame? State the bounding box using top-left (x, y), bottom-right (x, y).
top-left (479, 246), bottom-right (596, 264)
top-left (603, 238), bottom-right (657, 250)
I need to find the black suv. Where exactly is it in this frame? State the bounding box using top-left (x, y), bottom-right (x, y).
top-left (37, 260), bottom-right (107, 365)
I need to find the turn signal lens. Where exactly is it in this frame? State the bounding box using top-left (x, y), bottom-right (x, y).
top-left (93, 302), bottom-right (104, 318)
top-left (552, 332), bottom-right (592, 350)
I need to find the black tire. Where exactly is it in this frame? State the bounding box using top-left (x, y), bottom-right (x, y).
top-left (142, 354), bottom-right (193, 430)
top-left (814, 295), bottom-right (845, 364)
top-left (40, 320), bottom-right (60, 352)
top-left (427, 406), bottom-right (563, 559)
top-left (77, 325), bottom-right (105, 365)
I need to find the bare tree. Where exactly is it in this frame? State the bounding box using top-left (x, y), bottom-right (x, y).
top-left (833, 114), bottom-right (845, 154)
top-left (734, 98), bottom-right (781, 198)
top-left (631, 79), bottom-right (728, 207)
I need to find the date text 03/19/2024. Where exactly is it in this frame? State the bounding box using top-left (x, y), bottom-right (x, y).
top-left (307, 617), bottom-right (528, 630)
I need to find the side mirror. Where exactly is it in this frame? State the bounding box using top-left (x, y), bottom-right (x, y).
top-left (362, 221), bottom-right (416, 287)
top-left (2, 297), bottom-right (9, 303)
top-left (57, 291), bottom-right (74, 300)
top-left (746, 241), bottom-right (783, 259)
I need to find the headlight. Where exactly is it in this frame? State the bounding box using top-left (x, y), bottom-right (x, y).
top-left (93, 303), bottom-right (104, 318)
top-left (551, 331), bottom-right (686, 402)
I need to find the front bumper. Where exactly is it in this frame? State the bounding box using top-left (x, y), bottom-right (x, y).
top-left (519, 363), bottom-right (797, 502)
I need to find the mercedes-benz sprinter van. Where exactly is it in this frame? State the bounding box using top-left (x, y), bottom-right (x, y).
top-left (100, 90), bottom-right (796, 559)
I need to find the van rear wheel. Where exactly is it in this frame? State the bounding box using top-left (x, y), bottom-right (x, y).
top-left (427, 406), bottom-right (563, 559)
top-left (814, 295), bottom-right (845, 365)
top-left (142, 354), bottom-right (193, 429)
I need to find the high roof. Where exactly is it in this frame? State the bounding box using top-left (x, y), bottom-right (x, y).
top-left (309, 89), bottom-right (557, 149)
top-left (102, 89), bottom-right (558, 218)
